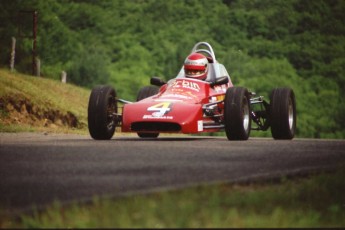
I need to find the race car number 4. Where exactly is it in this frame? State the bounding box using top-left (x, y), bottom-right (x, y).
top-left (147, 102), bottom-right (172, 117)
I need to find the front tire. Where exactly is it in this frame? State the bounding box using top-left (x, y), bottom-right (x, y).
top-left (136, 86), bottom-right (160, 138)
top-left (270, 87), bottom-right (296, 140)
top-left (224, 87), bottom-right (251, 140)
top-left (88, 85), bottom-right (118, 140)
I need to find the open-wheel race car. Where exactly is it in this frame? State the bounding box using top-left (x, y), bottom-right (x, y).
top-left (88, 42), bottom-right (296, 140)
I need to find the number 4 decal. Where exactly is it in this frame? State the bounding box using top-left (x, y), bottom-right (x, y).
top-left (148, 102), bottom-right (172, 116)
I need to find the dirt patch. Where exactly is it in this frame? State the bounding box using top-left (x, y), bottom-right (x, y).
top-left (0, 94), bottom-right (80, 129)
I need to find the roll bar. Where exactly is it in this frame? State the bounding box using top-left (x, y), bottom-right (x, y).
top-left (190, 42), bottom-right (217, 63)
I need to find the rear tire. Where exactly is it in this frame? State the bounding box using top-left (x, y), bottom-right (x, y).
top-left (270, 87), bottom-right (296, 140)
top-left (136, 86), bottom-right (160, 138)
top-left (137, 86), bottom-right (159, 101)
top-left (224, 87), bottom-right (251, 140)
top-left (88, 85), bottom-right (117, 140)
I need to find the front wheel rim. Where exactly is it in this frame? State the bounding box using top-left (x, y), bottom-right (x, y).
top-left (243, 97), bottom-right (250, 133)
top-left (288, 98), bottom-right (294, 130)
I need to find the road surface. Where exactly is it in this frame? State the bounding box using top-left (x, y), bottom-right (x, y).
top-left (1, 132), bottom-right (345, 213)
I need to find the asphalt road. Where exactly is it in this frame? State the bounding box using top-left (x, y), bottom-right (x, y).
top-left (1, 132), bottom-right (345, 212)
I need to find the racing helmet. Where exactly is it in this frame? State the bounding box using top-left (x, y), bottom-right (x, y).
top-left (184, 53), bottom-right (208, 80)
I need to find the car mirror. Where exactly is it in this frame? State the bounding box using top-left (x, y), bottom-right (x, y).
top-left (211, 76), bottom-right (229, 86)
top-left (150, 77), bottom-right (166, 87)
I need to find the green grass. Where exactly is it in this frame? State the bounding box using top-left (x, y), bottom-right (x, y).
top-left (1, 168), bottom-right (344, 228)
top-left (0, 69), bottom-right (90, 133)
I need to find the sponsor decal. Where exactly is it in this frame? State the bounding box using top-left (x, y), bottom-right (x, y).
top-left (209, 95), bottom-right (225, 103)
top-left (210, 96), bottom-right (217, 103)
top-left (143, 115), bottom-right (173, 120)
top-left (172, 79), bottom-right (200, 92)
top-left (159, 94), bottom-right (194, 100)
top-left (198, 120), bottom-right (203, 131)
top-left (214, 85), bottom-right (227, 93)
top-left (217, 95), bottom-right (225, 101)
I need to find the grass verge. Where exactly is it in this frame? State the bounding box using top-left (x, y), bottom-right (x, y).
top-left (1, 168), bottom-right (344, 228)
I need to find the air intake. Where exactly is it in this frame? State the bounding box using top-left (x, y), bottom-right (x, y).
top-left (131, 122), bottom-right (181, 132)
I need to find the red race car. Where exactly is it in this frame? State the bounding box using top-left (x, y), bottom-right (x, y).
top-left (88, 42), bottom-right (296, 140)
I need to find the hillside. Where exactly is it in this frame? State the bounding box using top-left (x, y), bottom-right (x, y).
top-left (0, 69), bottom-right (90, 133)
top-left (1, 0), bottom-right (344, 138)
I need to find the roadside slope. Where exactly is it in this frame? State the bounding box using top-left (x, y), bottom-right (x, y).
top-left (0, 69), bottom-right (90, 133)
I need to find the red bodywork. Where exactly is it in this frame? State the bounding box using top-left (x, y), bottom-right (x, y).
top-left (122, 78), bottom-right (232, 134)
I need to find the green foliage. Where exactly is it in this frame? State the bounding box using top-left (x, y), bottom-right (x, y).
top-left (0, 0), bottom-right (344, 138)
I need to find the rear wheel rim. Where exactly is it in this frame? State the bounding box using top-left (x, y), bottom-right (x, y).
top-left (106, 95), bottom-right (116, 131)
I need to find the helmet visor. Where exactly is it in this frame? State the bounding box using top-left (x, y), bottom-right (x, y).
top-left (185, 69), bottom-right (205, 76)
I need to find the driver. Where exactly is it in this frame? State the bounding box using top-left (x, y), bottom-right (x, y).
top-left (184, 53), bottom-right (209, 81)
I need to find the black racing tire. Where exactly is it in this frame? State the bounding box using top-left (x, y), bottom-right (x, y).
top-left (224, 87), bottom-right (251, 140)
top-left (136, 85), bottom-right (159, 101)
top-left (88, 85), bottom-right (117, 140)
top-left (136, 86), bottom-right (160, 138)
top-left (270, 87), bottom-right (296, 140)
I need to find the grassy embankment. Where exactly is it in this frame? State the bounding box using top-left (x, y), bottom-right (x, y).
top-left (0, 69), bottom-right (89, 134)
top-left (1, 69), bottom-right (344, 227)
